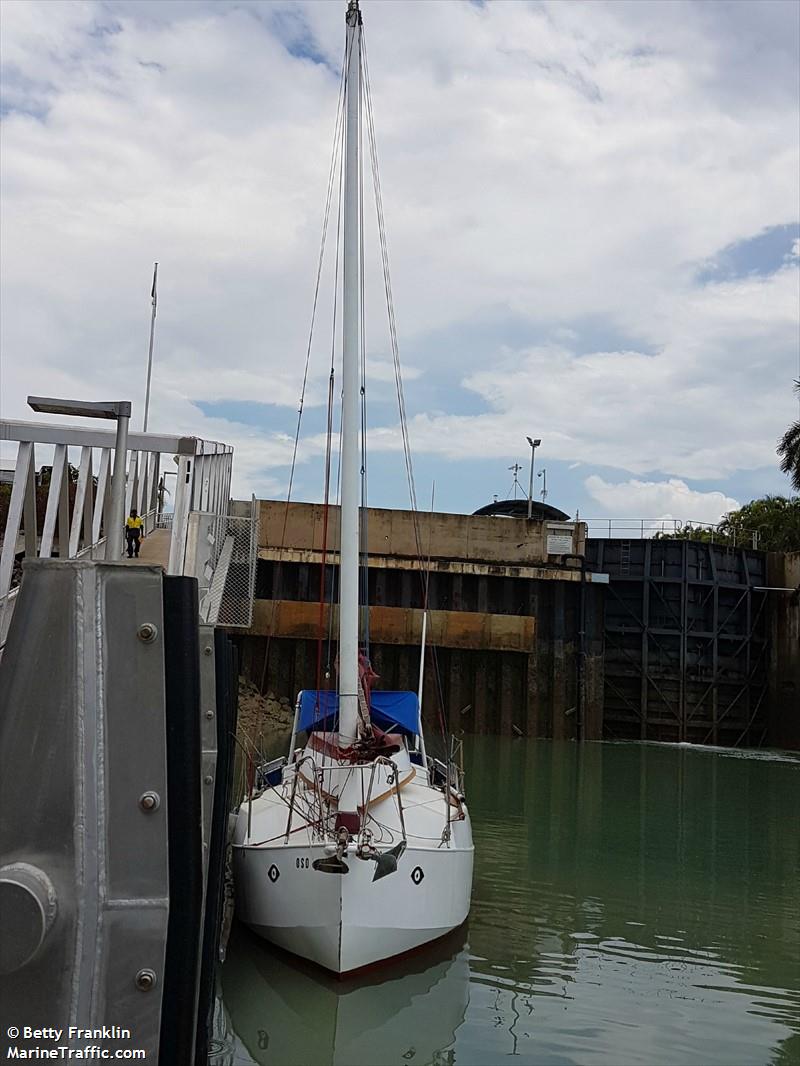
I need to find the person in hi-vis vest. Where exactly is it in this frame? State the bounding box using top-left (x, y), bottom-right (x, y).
top-left (125, 508), bottom-right (144, 558)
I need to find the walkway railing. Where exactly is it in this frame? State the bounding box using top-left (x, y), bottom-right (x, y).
top-left (0, 418), bottom-right (242, 643)
top-left (580, 517), bottom-right (759, 548)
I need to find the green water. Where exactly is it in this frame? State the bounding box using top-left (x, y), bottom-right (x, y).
top-left (214, 738), bottom-right (800, 1066)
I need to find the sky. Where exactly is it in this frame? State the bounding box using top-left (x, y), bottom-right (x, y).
top-left (1, 0), bottom-right (799, 530)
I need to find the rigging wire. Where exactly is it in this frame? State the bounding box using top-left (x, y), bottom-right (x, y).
top-left (361, 38), bottom-right (417, 515)
top-left (315, 81), bottom-right (348, 709)
top-left (315, 366), bottom-right (336, 699)
top-left (260, 36), bottom-right (350, 695)
top-left (361, 34), bottom-right (450, 749)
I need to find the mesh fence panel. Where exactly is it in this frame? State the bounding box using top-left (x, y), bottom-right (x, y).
top-left (203, 513), bottom-right (258, 628)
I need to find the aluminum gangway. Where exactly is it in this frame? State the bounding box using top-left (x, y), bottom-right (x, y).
top-left (0, 417), bottom-right (257, 646)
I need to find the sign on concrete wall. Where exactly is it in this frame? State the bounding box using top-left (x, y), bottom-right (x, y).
top-left (547, 523), bottom-right (575, 555)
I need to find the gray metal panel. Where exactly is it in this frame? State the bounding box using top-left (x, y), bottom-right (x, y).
top-left (101, 567), bottom-right (169, 902)
top-left (0, 560), bottom-right (168, 1058)
top-left (100, 907), bottom-right (168, 1042)
top-left (196, 623), bottom-right (218, 1044)
top-left (198, 624), bottom-right (219, 887)
top-left (0, 563), bottom-right (79, 1025)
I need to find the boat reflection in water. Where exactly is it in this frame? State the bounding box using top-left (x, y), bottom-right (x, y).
top-left (214, 922), bottom-right (470, 1066)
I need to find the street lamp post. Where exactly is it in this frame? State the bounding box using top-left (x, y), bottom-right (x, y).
top-left (539, 467), bottom-right (548, 503)
top-left (526, 437), bottom-right (541, 519)
top-left (28, 396), bottom-right (131, 560)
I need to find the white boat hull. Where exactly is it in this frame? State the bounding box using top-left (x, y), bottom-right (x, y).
top-left (233, 760), bottom-right (474, 974)
top-left (235, 839), bottom-right (473, 973)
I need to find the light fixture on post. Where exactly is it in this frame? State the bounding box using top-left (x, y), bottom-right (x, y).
top-left (526, 437), bottom-right (541, 519)
top-left (28, 396), bottom-right (131, 560)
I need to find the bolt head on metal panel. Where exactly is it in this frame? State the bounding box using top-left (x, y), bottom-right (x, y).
top-left (135, 968), bottom-right (157, 991)
top-left (0, 864), bottom-right (57, 974)
top-left (137, 622), bottom-right (158, 643)
top-left (139, 791), bottom-right (161, 812)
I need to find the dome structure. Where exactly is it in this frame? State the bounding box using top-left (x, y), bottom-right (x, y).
top-left (472, 499), bottom-right (571, 521)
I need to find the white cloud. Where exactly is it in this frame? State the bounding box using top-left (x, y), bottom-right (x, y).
top-left (367, 264), bottom-right (798, 479)
top-left (0, 0), bottom-right (797, 501)
top-left (584, 475), bottom-right (739, 524)
top-left (366, 360), bottom-right (421, 384)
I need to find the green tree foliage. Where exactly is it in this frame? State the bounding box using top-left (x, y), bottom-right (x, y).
top-left (656, 495), bottom-right (800, 552)
top-left (654, 523), bottom-right (719, 545)
top-left (719, 495), bottom-right (800, 552)
top-left (777, 380), bottom-right (800, 492)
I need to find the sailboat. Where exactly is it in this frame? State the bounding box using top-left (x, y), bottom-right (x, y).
top-left (232, 0), bottom-right (474, 975)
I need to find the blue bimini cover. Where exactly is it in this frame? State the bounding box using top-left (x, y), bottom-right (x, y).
top-left (297, 690), bottom-right (420, 737)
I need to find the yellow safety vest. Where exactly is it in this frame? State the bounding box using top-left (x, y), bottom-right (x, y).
top-left (126, 516), bottom-right (143, 530)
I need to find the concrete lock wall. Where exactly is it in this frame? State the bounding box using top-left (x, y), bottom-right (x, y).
top-left (233, 503), bottom-right (799, 748)
top-left (767, 551), bottom-right (800, 749)
top-left (256, 500), bottom-right (586, 567)
top-left (233, 500), bottom-right (601, 741)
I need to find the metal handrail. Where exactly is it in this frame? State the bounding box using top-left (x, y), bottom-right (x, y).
top-left (361, 755), bottom-right (407, 843)
top-left (0, 419), bottom-right (235, 645)
top-left (581, 517), bottom-right (759, 547)
top-left (283, 755), bottom-right (328, 845)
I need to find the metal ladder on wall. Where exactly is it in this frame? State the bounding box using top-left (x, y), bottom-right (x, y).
top-left (620, 540), bottom-right (632, 576)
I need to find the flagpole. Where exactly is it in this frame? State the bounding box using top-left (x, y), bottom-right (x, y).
top-left (143, 262), bottom-right (158, 432)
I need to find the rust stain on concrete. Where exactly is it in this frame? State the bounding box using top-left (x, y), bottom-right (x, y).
top-left (250, 599), bottom-right (535, 652)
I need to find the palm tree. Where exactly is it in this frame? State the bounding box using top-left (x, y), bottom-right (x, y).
top-left (778, 380), bottom-right (800, 492)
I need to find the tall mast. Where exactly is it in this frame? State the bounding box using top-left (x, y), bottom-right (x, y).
top-left (338, 0), bottom-right (362, 745)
